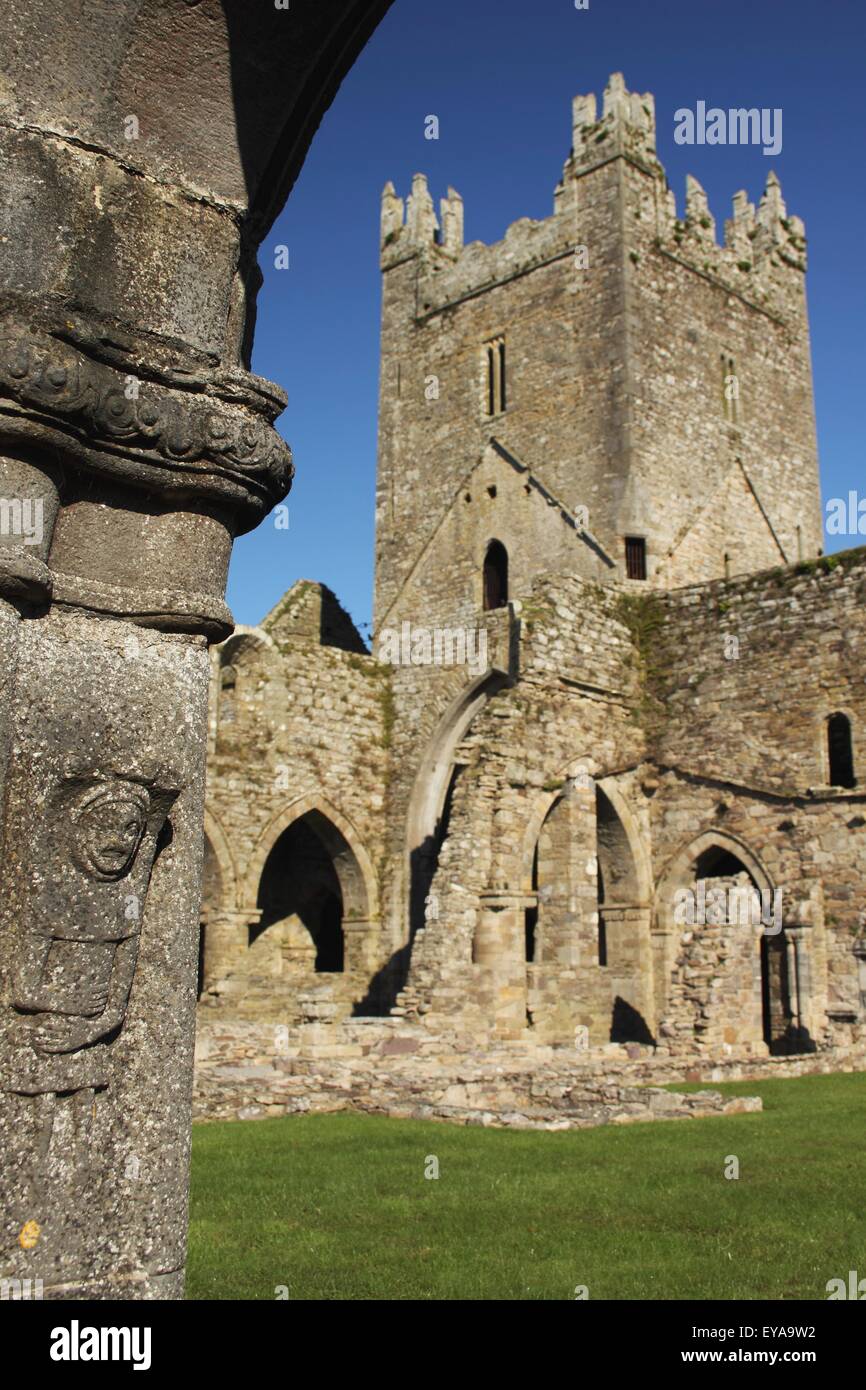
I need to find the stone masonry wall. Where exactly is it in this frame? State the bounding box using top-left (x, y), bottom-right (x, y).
top-left (646, 551), bottom-right (866, 1047)
top-left (202, 581), bottom-right (390, 1021)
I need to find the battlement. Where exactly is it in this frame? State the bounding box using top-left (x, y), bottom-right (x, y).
top-left (380, 74), bottom-right (807, 324)
top-left (569, 71), bottom-right (661, 175)
top-left (380, 174), bottom-right (465, 263)
top-left (655, 168), bottom-right (807, 306)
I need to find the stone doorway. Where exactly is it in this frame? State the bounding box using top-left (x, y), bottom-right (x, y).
top-left (657, 836), bottom-right (811, 1056)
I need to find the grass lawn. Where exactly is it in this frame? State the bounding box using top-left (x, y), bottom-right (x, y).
top-left (186, 1072), bottom-right (866, 1300)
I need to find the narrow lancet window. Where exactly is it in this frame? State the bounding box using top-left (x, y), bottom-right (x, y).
top-left (483, 540), bottom-right (508, 610)
top-left (828, 713), bottom-right (855, 788)
top-left (483, 336), bottom-right (506, 415)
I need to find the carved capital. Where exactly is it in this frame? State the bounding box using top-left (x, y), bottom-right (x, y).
top-left (0, 323), bottom-right (296, 638)
top-left (0, 327), bottom-right (293, 524)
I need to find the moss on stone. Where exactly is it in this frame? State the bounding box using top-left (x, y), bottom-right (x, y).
top-left (376, 676), bottom-right (395, 750)
top-left (615, 592), bottom-right (670, 732)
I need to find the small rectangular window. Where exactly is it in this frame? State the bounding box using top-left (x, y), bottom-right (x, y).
top-left (483, 336), bottom-right (506, 416)
top-left (625, 536), bottom-right (647, 580)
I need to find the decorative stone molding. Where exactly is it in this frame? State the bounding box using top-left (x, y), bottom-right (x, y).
top-left (49, 570), bottom-right (234, 643)
top-left (0, 329), bottom-right (293, 520)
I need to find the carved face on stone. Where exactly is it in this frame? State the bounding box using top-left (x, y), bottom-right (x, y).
top-left (70, 784), bottom-right (150, 882)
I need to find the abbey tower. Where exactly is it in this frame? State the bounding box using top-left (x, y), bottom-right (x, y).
top-left (375, 71), bottom-right (820, 634)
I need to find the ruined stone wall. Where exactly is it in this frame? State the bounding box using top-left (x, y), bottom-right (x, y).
top-left (208, 634), bottom-right (388, 895)
top-left (396, 572), bottom-right (647, 1041)
top-left (202, 582), bottom-right (390, 1021)
top-left (364, 74), bottom-right (827, 1040)
top-left (193, 73), bottom-right (860, 1101)
top-left (199, 553), bottom-right (866, 1062)
top-left (192, 1010), bottom-right (866, 1129)
top-left (645, 551), bottom-right (866, 1048)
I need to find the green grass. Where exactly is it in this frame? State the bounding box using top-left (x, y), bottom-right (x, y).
top-left (187, 1072), bottom-right (866, 1300)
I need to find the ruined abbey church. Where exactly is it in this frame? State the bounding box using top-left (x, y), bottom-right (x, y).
top-left (197, 76), bottom-right (866, 1097)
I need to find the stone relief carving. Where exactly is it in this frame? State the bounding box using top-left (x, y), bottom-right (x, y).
top-left (3, 762), bottom-right (179, 1197)
top-left (0, 333), bottom-right (293, 497)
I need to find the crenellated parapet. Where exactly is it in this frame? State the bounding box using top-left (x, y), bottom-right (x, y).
top-left (566, 76), bottom-right (807, 316)
top-left (380, 172), bottom-right (574, 318)
top-left (568, 71), bottom-right (662, 176)
top-left (381, 74), bottom-right (808, 326)
top-left (655, 168), bottom-right (807, 320)
top-left (380, 174), bottom-right (465, 267)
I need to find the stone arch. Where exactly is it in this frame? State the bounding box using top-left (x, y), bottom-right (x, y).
top-left (519, 765), bottom-right (653, 1044)
top-left (243, 797), bottom-right (379, 988)
top-left (520, 763), bottom-right (650, 904)
top-left (217, 626), bottom-right (276, 665)
top-left (212, 627), bottom-right (276, 728)
top-left (595, 779), bottom-right (652, 908)
top-left (654, 828), bottom-right (774, 918)
top-left (215, 627), bottom-right (276, 684)
top-left (244, 794), bottom-right (378, 924)
top-left (405, 668), bottom-right (510, 941)
top-left (653, 829), bottom-right (800, 1054)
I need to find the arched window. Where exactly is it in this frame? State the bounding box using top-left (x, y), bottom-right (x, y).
top-left (483, 540), bottom-right (508, 611)
top-left (828, 713), bottom-right (855, 789)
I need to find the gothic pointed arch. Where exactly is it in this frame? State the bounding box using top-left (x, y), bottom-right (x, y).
top-left (654, 828), bottom-right (775, 918)
top-left (244, 793), bottom-right (378, 923)
top-left (653, 828), bottom-right (805, 1054)
top-left (519, 765), bottom-right (653, 1043)
top-left (405, 669), bottom-right (510, 940)
top-left (520, 764), bottom-right (651, 905)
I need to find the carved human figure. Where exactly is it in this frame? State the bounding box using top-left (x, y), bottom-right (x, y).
top-left (5, 768), bottom-right (178, 1196)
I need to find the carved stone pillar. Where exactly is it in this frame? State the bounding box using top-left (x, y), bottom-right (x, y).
top-left (0, 308), bottom-right (291, 1305)
top-left (0, 0), bottom-right (393, 1301)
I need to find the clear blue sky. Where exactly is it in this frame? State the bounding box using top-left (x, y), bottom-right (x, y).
top-left (229, 0), bottom-right (866, 633)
